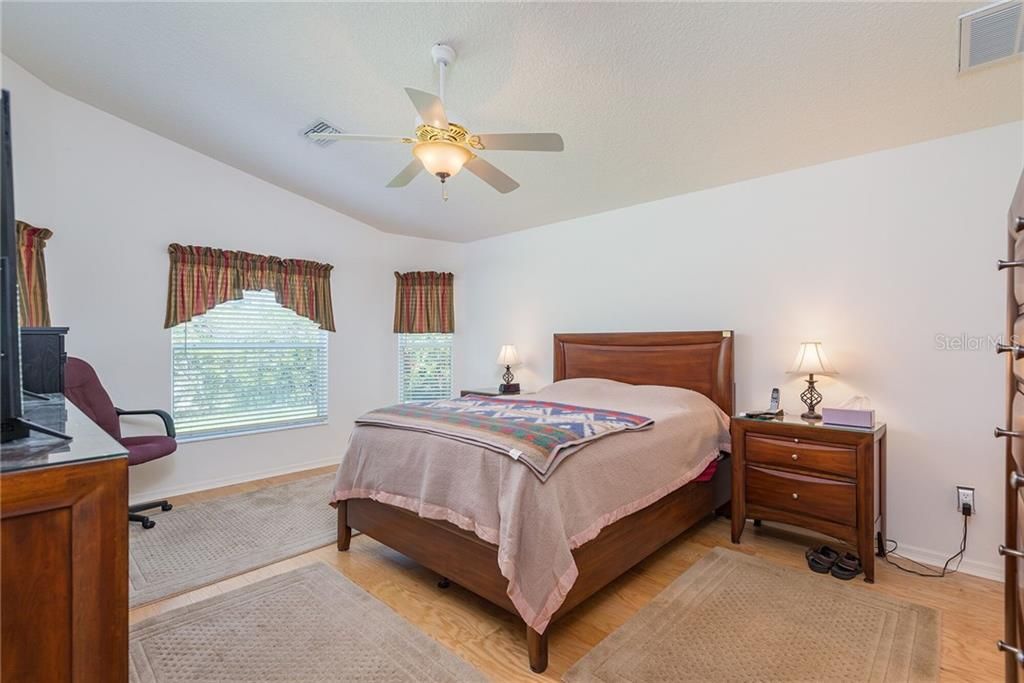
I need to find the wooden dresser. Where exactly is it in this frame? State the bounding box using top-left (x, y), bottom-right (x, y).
top-left (0, 395), bottom-right (128, 683)
top-left (998, 169), bottom-right (1024, 680)
top-left (731, 414), bottom-right (886, 583)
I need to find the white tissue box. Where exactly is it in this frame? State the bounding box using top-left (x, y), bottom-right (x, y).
top-left (821, 407), bottom-right (875, 429)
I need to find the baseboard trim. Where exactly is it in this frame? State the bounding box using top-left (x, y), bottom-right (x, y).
top-left (745, 518), bottom-right (1003, 583)
top-left (129, 456), bottom-right (341, 505)
top-left (890, 541), bottom-right (1003, 582)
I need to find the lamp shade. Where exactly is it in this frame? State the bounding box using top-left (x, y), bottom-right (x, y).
top-left (496, 345), bottom-right (521, 367)
top-left (413, 141), bottom-right (473, 178)
top-left (788, 341), bottom-right (837, 375)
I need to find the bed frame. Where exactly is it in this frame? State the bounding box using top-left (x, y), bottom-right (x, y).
top-left (337, 331), bottom-right (734, 672)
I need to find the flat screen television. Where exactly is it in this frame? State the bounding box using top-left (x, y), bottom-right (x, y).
top-left (0, 91), bottom-right (68, 443)
top-left (0, 89), bottom-right (28, 443)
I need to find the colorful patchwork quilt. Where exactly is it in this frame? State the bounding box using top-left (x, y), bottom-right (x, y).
top-left (355, 396), bottom-right (654, 481)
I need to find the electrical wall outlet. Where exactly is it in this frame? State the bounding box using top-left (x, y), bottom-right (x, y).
top-left (956, 485), bottom-right (975, 514)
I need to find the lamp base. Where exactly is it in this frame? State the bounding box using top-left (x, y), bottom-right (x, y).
top-left (498, 383), bottom-right (520, 395)
top-left (799, 374), bottom-right (823, 421)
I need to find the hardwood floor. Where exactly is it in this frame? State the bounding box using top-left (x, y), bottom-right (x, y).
top-left (129, 467), bottom-right (1004, 682)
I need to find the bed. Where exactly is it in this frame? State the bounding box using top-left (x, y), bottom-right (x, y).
top-left (334, 331), bottom-right (734, 672)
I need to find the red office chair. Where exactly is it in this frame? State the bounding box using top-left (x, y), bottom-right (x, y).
top-left (64, 357), bottom-right (177, 529)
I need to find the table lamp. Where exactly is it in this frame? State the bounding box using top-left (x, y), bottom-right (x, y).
top-left (496, 345), bottom-right (521, 394)
top-left (788, 341), bottom-right (837, 421)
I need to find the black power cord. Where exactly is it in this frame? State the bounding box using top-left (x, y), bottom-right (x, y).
top-left (882, 504), bottom-right (970, 578)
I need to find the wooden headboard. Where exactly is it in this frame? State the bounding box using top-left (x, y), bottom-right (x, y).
top-left (553, 331), bottom-right (735, 416)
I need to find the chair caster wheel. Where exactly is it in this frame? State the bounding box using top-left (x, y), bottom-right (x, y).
top-left (161, 502), bottom-right (173, 512)
top-left (438, 578), bottom-right (451, 589)
top-left (142, 519), bottom-right (156, 529)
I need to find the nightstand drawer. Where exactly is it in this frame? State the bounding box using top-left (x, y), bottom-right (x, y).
top-left (746, 465), bottom-right (856, 526)
top-left (746, 434), bottom-right (856, 478)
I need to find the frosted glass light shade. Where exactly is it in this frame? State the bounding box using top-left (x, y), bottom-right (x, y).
top-left (496, 345), bottom-right (521, 367)
top-left (413, 141), bottom-right (473, 178)
top-left (788, 341), bottom-right (837, 375)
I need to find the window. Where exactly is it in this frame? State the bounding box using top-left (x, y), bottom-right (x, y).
top-left (171, 290), bottom-right (328, 439)
top-left (398, 333), bottom-right (453, 402)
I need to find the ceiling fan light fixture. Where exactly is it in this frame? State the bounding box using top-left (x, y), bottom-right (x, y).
top-left (413, 141), bottom-right (473, 179)
top-left (310, 44), bottom-right (563, 199)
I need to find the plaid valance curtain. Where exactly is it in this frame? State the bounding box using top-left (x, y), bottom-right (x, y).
top-left (393, 271), bottom-right (454, 333)
top-left (15, 221), bottom-right (53, 327)
top-left (164, 244), bottom-right (335, 331)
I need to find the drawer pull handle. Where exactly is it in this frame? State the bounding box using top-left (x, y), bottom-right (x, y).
top-left (791, 453), bottom-right (798, 461)
top-left (999, 545), bottom-right (1024, 559)
top-left (792, 493), bottom-right (799, 500)
top-left (1018, 216), bottom-right (1024, 233)
top-left (998, 640), bottom-right (1024, 663)
top-left (1012, 472), bottom-right (1024, 489)
top-left (999, 259), bottom-right (1024, 270)
top-left (995, 427), bottom-right (1022, 439)
top-left (996, 343), bottom-right (1024, 359)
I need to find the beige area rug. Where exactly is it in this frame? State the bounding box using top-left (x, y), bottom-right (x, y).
top-left (129, 562), bottom-right (485, 682)
top-left (130, 473), bottom-right (337, 607)
top-left (565, 547), bottom-right (940, 682)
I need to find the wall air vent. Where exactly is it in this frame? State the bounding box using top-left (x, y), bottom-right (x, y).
top-left (302, 119), bottom-right (343, 147)
top-left (959, 0), bottom-right (1024, 72)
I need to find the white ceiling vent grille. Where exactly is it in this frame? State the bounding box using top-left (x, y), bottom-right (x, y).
top-left (959, 0), bottom-right (1024, 72)
top-left (302, 119), bottom-right (342, 147)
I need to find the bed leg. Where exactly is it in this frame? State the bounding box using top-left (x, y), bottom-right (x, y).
top-left (337, 501), bottom-right (351, 551)
top-left (527, 626), bottom-right (548, 674)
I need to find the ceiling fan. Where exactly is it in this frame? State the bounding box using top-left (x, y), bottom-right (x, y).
top-left (308, 44), bottom-right (564, 200)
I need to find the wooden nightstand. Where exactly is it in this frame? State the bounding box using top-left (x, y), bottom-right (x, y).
top-left (731, 415), bottom-right (887, 582)
top-left (460, 388), bottom-right (519, 397)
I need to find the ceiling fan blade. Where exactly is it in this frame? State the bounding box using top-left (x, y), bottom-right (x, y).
top-left (386, 159), bottom-right (423, 188)
top-left (307, 133), bottom-right (414, 144)
top-left (474, 133), bottom-right (564, 152)
top-left (464, 157), bottom-right (519, 194)
top-left (404, 88), bottom-right (448, 129)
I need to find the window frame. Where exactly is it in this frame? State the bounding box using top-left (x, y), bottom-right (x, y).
top-left (170, 289), bottom-right (330, 442)
top-left (397, 332), bottom-right (455, 403)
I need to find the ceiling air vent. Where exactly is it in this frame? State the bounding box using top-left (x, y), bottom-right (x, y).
top-left (302, 119), bottom-right (342, 147)
top-left (959, 0), bottom-right (1024, 72)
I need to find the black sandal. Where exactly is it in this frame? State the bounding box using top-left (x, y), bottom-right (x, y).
top-left (805, 545), bottom-right (840, 574)
top-left (830, 552), bottom-right (863, 580)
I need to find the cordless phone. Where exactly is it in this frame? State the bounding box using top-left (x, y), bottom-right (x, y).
top-left (744, 388), bottom-right (783, 419)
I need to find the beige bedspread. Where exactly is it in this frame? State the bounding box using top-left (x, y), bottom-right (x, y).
top-left (331, 378), bottom-right (731, 633)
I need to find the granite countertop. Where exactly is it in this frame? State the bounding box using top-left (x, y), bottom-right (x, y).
top-left (0, 393), bottom-right (127, 473)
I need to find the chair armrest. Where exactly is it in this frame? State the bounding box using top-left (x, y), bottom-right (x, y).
top-left (115, 408), bottom-right (176, 438)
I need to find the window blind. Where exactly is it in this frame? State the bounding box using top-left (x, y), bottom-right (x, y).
top-left (171, 289), bottom-right (329, 439)
top-left (398, 333), bottom-right (453, 402)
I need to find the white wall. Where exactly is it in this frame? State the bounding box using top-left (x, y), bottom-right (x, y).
top-left (2, 57), bottom-right (462, 502)
top-left (458, 122), bottom-right (1024, 579)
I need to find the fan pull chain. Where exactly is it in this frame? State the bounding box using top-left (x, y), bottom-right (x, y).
top-left (437, 171), bottom-right (451, 202)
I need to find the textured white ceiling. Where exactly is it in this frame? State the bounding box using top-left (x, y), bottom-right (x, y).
top-left (2, 2), bottom-right (1021, 242)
